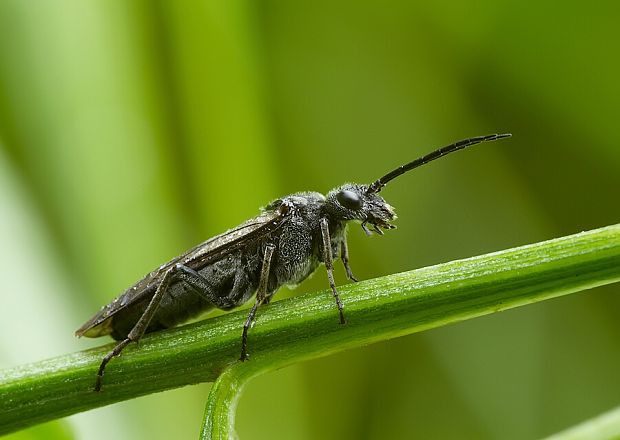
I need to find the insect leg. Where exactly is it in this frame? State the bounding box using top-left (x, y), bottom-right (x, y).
top-left (94, 339), bottom-right (132, 392)
top-left (175, 264), bottom-right (239, 309)
top-left (320, 218), bottom-right (346, 324)
top-left (340, 239), bottom-right (359, 282)
top-left (240, 244), bottom-right (275, 361)
top-left (95, 267), bottom-right (176, 392)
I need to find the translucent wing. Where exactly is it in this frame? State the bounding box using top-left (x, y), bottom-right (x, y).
top-left (75, 205), bottom-right (290, 337)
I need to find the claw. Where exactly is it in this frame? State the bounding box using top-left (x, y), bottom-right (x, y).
top-left (361, 221), bottom-right (372, 236)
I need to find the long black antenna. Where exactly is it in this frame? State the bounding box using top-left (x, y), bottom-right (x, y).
top-left (366, 133), bottom-right (512, 194)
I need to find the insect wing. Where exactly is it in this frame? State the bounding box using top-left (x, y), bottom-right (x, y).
top-left (75, 206), bottom-right (290, 337)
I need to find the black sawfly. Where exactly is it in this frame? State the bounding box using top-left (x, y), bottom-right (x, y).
top-left (77, 133), bottom-right (511, 391)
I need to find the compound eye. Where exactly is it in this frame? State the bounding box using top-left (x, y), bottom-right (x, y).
top-left (336, 190), bottom-right (363, 210)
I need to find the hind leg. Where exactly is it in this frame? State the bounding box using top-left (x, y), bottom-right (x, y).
top-left (175, 264), bottom-right (249, 310)
top-left (95, 266), bottom-right (177, 391)
top-left (95, 262), bottom-right (248, 391)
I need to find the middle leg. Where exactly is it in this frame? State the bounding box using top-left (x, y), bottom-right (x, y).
top-left (340, 238), bottom-right (358, 282)
top-left (240, 244), bottom-right (275, 361)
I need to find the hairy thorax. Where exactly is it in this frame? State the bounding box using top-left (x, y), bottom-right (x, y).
top-left (270, 192), bottom-right (344, 290)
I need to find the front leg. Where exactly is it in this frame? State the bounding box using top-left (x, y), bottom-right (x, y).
top-left (340, 239), bottom-right (358, 282)
top-left (320, 218), bottom-right (346, 324)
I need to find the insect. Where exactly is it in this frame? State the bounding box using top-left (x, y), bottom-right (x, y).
top-left (77, 133), bottom-right (511, 391)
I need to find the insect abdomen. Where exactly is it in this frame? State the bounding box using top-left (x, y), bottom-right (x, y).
top-left (108, 255), bottom-right (260, 340)
top-left (107, 285), bottom-right (214, 340)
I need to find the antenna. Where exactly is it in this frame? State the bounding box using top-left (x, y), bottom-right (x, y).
top-left (366, 133), bottom-right (512, 194)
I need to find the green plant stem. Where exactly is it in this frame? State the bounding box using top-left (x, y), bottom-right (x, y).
top-left (200, 363), bottom-right (256, 440)
top-left (1, 224), bottom-right (619, 436)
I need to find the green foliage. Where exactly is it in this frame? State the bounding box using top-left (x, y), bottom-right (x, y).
top-left (544, 405), bottom-right (620, 440)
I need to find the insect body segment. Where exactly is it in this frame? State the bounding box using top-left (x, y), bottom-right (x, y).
top-left (78, 134), bottom-right (511, 391)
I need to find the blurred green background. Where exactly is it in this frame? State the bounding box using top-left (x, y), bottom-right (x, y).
top-left (1, 1), bottom-right (619, 439)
